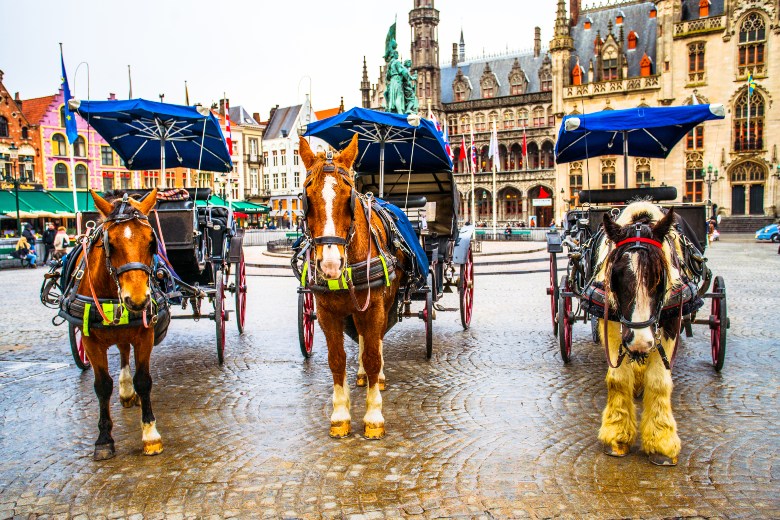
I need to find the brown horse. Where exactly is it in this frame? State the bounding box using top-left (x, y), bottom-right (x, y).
top-left (299, 134), bottom-right (406, 439)
top-left (76, 189), bottom-right (165, 460)
top-left (593, 201), bottom-right (684, 465)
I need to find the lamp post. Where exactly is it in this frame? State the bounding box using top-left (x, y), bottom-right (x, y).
top-left (705, 163), bottom-right (720, 218)
top-left (5, 143), bottom-right (22, 236)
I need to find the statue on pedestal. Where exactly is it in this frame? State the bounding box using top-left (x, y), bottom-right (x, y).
top-left (383, 22), bottom-right (419, 115)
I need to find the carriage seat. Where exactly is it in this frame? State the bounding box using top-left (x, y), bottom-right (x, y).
top-left (382, 195), bottom-right (427, 210)
top-left (156, 199), bottom-right (194, 210)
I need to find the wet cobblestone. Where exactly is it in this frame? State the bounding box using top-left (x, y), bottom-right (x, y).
top-left (0, 240), bottom-right (778, 518)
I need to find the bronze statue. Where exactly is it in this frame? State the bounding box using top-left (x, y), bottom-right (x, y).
top-left (382, 22), bottom-right (418, 115)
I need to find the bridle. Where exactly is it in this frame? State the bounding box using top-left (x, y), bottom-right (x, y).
top-left (603, 223), bottom-right (681, 370)
top-left (81, 193), bottom-right (158, 326)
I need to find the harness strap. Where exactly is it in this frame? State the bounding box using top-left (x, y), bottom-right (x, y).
top-left (114, 262), bottom-right (153, 276)
top-left (348, 193), bottom-right (375, 312)
top-left (82, 234), bottom-right (120, 326)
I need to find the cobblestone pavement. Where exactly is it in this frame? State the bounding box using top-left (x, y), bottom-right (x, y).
top-left (0, 238), bottom-right (778, 519)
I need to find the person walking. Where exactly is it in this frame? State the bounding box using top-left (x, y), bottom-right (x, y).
top-left (22, 223), bottom-right (36, 245)
top-left (53, 226), bottom-right (70, 260)
top-left (14, 237), bottom-right (37, 268)
top-left (42, 223), bottom-right (57, 263)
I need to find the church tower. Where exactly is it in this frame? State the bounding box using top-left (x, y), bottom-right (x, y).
top-left (409, 0), bottom-right (441, 113)
top-left (360, 56), bottom-right (371, 108)
top-left (549, 0), bottom-right (575, 117)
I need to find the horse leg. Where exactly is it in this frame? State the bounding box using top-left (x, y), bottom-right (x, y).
top-left (640, 338), bottom-right (680, 466)
top-left (84, 338), bottom-right (115, 460)
top-left (356, 335), bottom-right (385, 390)
top-left (598, 319), bottom-right (637, 457)
top-left (133, 332), bottom-right (163, 455)
top-left (320, 313), bottom-right (350, 438)
top-left (354, 312), bottom-right (385, 439)
top-left (117, 343), bottom-right (139, 408)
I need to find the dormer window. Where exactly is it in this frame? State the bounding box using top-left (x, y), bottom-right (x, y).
top-left (616, 13), bottom-right (624, 25)
top-left (649, 7), bottom-right (657, 19)
top-left (628, 31), bottom-right (638, 50)
top-left (572, 64), bottom-right (583, 85)
top-left (640, 54), bottom-right (653, 77)
top-left (584, 19), bottom-right (591, 30)
top-left (480, 64), bottom-right (499, 100)
top-left (594, 37), bottom-right (603, 55)
top-left (699, 0), bottom-right (710, 18)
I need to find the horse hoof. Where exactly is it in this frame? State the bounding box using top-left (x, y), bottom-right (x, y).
top-left (329, 421), bottom-right (351, 438)
top-left (378, 379), bottom-right (386, 391)
top-left (603, 443), bottom-right (629, 457)
top-left (120, 394), bottom-right (139, 408)
top-left (649, 453), bottom-right (677, 466)
top-left (94, 443), bottom-right (115, 461)
top-left (143, 440), bottom-right (164, 456)
top-left (364, 422), bottom-right (385, 440)
top-left (355, 374), bottom-right (367, 387)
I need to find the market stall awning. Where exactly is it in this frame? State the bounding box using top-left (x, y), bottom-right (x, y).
top-left (16, 191), bottom-right (74, 217)
top-left (195, 195), bottom-right (228, 207)
top-left (47, 190), bottom-right (100, 213)
top-left (231, 200), bottom-right (269, 214)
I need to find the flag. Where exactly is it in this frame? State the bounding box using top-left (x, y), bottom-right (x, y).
top-left (224, 96), bottom-right (233, 155)
top-left (59, 46), bottom-right (78, 144)
top-left (185, 81), bottom-right (190, 105)
top-left (470, 127), bottom-right (477, 173)
top-left (522, 123), bottom-right (527, 157)
top-left (459, 135), bottom-right (468, 173)
top-left (443, 122), bottom-right (453, 160)
top-left (539, 186), bottom-right (550, 198)
top-left (747, 74), bottom-right (756, 96)
top-left (488, 123), bottom-right (500, 172)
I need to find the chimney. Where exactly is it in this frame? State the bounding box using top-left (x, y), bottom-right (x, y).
top-left (534, 27), bottom-right (541, 57)
top-left (338, 96), bottom-right (345, 113)
top-left (108, 93), bottom-right (116, 100)
top-left (570, 0), bottom-right (580, 27)
top-left (14, 92), bottom-right (22, 110)
top-left (252, 112), bottom-right (261, 124)
top-left (452, 43), bottom-right (459, 66)
top-left (219, 98), bottom-right (227, 116)
top-left (269, 104), bottom-right (279, 122)
top-left (0, 70), bottom-right (4, 82)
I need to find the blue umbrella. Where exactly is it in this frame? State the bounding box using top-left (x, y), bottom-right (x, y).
top-left (70, 98), bottom-right (233, 180)
top-left (555, 104), bottom-right (725, 187)
top-left (304, 107), bottom-right (452, 197)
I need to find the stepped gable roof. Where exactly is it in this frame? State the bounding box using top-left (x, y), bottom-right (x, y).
top-left (229, 105), bottom-right (261, 127)
top-left (570, 1), bottom-right (657, 81)
top-left (21, 94), bottom-right (57, 124)
top-left (440, 51), bottom-right (547, 103)
top-left (681, 0), bottom-right (725, 21)
top-left (263, 105), bottom-right (302, 141)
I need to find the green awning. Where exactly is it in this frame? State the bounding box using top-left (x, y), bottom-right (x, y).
top-left (195, 195), bottom-right (228, 207)
top-left (231, 200), bottom-right (270, 214)
top-left (48, 190), bottom-right (100, 213)
top-left (16, 191), bottom-right (74, 217)
top-left (0, 190), bottom-right (26, 215)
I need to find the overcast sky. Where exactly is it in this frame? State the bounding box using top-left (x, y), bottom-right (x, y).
top-left (1, 0), bottom-right (558, 119)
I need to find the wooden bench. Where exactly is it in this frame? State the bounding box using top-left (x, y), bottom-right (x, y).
top-left (0, 246), bottom-right (28, 269)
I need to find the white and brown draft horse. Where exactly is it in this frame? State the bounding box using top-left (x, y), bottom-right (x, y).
top-left (73, 190), bottom-right (166, 460)
top-left (299, 134), bottom-right (406, 439)
top-left (593, 201), bottom-right (688, 466)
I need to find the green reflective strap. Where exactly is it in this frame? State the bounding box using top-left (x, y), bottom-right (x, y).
top-left (101, 303), bottom-right (129, 326)
top-left (300, 261), bottom-right (309, 287)
top-left (326, 267), bottom-right (352, 291)
top-left (83, 302), bottom-right (91, 337)
top-left (379, 255), bottom-right (390, 286)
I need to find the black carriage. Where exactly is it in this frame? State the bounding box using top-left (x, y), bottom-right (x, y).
top-left (295, 108), bottom-right (475, 359)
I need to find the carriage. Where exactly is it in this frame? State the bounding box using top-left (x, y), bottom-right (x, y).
top-left (295, 108), bottom-right (475, 359)
top-left (41, 99), bottom-right (245, 368)
top-left (546, 104), bottom-right (730, 371)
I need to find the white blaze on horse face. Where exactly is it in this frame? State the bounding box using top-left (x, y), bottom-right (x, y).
top-left (628, 254), bottom-right (655, 352)
top-left (331, 375), bottom-right (351, 424)
top-left (319, 175), bottom-right (343, 279)
top-left (123, 226), bottom-right (133, 240)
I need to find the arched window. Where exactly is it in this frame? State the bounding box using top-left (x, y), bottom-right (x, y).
top-left (601, 158), bottom-right (616, 189)
top-left (540, 70), bottom-right (552, 92)
top-left (54, 163), bottom-right (69, 188)
top-left (684, 152), bottom-right (703, 203)
top-left (475, 188), bottom-right (492, 219)
top-left (527, 142), bottom-right (540, 169)
top-left (517, 109), bottom-right (529, 129)
top-left (688, 42), bottom-right (705, 82)
top-left (640, 54), bottom-right (653, 77)
top-left (52, 133), bottom-right (68, 156)
top-left (734, 90), bottom-right (764, 151)
top-left (75, 164), bottom-right (88, 189)
top-left (503, 110), bottom-right (514, 130)
top-left (569, 162), bottom-right (583, 203)
top-left (460, 115), bottom-right (471, 133)
top-left (628, 32), bottom-right (638, 50)
top-left (487, 111), bottom-right (499, 130)
top-left (602, 46), bottom-right (619, 81)
top-left (0, 116), bottom-right (8, 138)
top-left (509, 143), bottom-right (523, 170)
top-left (474, 113), bottom-right (486, 132)
top-left (738, 12), bottom-right (766, 76)
top-left (730, 161), bottom-right (765, 182)
top-left (479, 145), bottom-right (489, 172)
top-left (540, 141), bottom-right (554, 169)
top-left (532, 107), bottom-right (544, 127)
top-left (502, 188), bottom-right (522, 221)
top-left (448, 117), bottom-right (458, 135)
top-left (636, 158), bottom-right (652, 187)
top-left (74, 136), bottom-right (86, 157)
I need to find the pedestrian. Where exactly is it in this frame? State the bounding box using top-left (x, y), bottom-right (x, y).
top-left (42, 222), bottom-right (57, 263)
top-left (504, 223), bottom-right (512, 240)
top-left (53, 226), bottom-right (70, 260)
top-left (22, 223), bottom-right (36, 246)
top-left (14, 237), bottom-right (37, 268)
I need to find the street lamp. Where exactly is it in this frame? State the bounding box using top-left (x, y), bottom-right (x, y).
top-left (705, 164), bottom-right (720, 218)
top-left (3, 143), bottom-right (22, 235)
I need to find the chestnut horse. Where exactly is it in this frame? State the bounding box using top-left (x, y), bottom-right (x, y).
top-left (593, 201), bottom-right (684, 465)
top-left (299, 134), bottom-right (406, 439)
top-left (76, 190), bottom-right (165, 460)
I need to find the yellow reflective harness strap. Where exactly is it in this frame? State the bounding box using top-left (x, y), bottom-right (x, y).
top-left (300, 261), bottom-right (309, 287)
top-left (379, 255), bottom-right (390, 286)
top-left (83, 302), bottom-right (91, 337)
top-left (101, 303), bottom-right (130, 326)
top-left (327, 267), bottom-right (352, 291)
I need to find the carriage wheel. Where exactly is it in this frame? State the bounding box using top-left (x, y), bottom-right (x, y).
top-left (710, 275), bottom-right (728, 372)
top-left (215, 269), bottom-right (226, 365)
top-left (558, 275), bottom-right (572, 364)
top-left (298, 291), bottom-right (315, 358)
top-left (547, 253), bottom-right (559, 335)
top-left (459, 248), bottom-right (474, 330)
top-left (68, 324), bottom-right (90, 370)
top-left (234, 252), bottom-right (247, 334)
top-left (424, 273), bottom-right (434, 359)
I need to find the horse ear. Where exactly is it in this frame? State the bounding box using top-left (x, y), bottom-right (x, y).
top-left (134, 188), bottom-right (158, 215)
top-left (299, 136), bottom-right (316, 170)
top-left (338, 133), bottom-right (360, 170)
top-left (603, 212), bottom-right (622, 242)
top-left (91, 190), bottom-right (114, 218)
top-left (653, 207), bottom-right (675, 241)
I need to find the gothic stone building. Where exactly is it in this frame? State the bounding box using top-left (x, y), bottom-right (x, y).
top-left (550, 0), bottom-right (779, 221)
top-left (361, 0), bottom-right (560, 226)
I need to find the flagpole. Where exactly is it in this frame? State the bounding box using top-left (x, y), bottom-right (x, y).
top-left (747, 86), bottom-right (751, 150)
top-left (491, 122), bottom-right (497, 238)
top-left (128, 65), bottom-right (133, 99)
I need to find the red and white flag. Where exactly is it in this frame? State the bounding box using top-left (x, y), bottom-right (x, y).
top-left (522, 123), bottom-right (527, 168)
top-left (224, 96), bottom-right (233, 155)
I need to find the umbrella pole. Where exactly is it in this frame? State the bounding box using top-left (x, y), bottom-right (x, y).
top-left (623, 130), bottom-right (629, 189)
top-left (160, 137), bottom-right (166, 189)
top-left (379, 140), bottom-right (385, 198)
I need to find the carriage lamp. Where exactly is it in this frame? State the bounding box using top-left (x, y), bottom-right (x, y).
top-left (774, 164), bottom-right (780, 178)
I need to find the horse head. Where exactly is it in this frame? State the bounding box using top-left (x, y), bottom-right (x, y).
top-left (91, 189), bottom-right (158, 312)
top-left (298, 134), bottom-right (360, 280)
top-left (602, 207), bottom-right (675, 356)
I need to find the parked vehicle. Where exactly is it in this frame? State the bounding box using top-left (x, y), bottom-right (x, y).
top-left (755, 223), bottom-right (779, 242)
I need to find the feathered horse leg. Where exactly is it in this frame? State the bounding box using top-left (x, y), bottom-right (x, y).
top-left (640, 336), bottom-right (680, 466)
top-left (598, 319), bottom-right (637, 457)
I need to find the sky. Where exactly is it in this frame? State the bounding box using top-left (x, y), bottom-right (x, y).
top-left (1, 0), bottom-right (558, 120)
